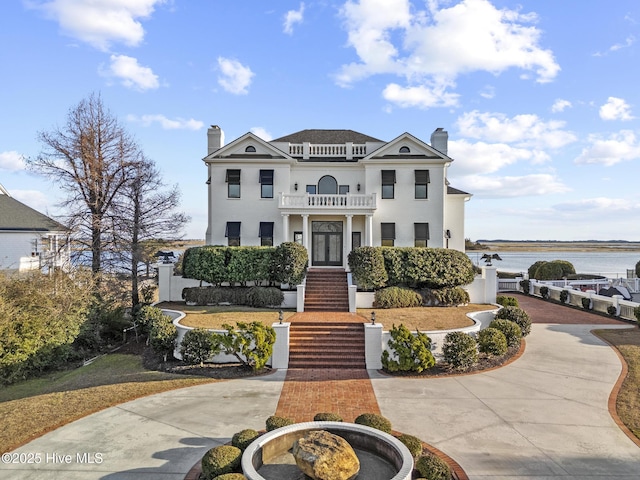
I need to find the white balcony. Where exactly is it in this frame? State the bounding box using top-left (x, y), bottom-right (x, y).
top-left (279, 193), bottom-right (377, 211)
top-left (287, 143), bottom-right (367, 159)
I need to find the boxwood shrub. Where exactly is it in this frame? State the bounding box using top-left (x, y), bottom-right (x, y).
top-left (313, 412), bottom-right (344, 422)
top-left (494, 306), bottom-right (531, 337)
top-left (201, 445), bottom-right (241, 479)
top-left (265, 415), bottom-right (294, 431)
top-left (430, 286), bottom-right (470, 306)
top-left (212, 474), bottom-right (246, 480)
top-left (182, 286), bottom-right (283, 307)
top-left (488, 319), bottom-right (522, 349)
top-left (477, 327), bottom-right (508, 356)
top-left (180, 329), bottom-right (219, 367)
top-left (442, 331), bottom-right (478, 371)
top-left (496, 295), bottom-right (519, 308)
top-left (354, 413), bottom-right (393, 434)
top-left (348, 246), bottom-right (388, 290)
top-left (396, 433), bottom-right (423, 458)
top-left (231, 429), bottom-right (259, 451)
top-left (374, 287), bottom-right (422, 308)
top-left (415, 453), bottom-right (452, 480)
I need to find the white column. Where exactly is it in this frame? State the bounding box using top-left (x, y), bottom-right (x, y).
top-left (345, 214), bottom-right (353, 270)
top-left (282, 214), bottom-right (290, 243)
top-left (366, 214), bottom-right (373, 246)
top-left (302, 214), bottom-right (310, 265)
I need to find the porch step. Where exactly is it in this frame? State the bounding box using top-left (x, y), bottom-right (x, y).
top-left (288, 322), bottom-right (365, 369)
top-left (304, 269), bottom-right (349, 312)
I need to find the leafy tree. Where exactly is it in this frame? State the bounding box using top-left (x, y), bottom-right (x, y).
top-left (29, 93), bottom-right (142, 275)
top-left (149, 315), bottom-right (178, 362)
top-left (216, 322), bottom-right (276, 371)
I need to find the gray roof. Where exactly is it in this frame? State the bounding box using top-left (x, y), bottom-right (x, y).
top-left (0, 194), bottom-right (68, 232)
top-left (447, 186), bottom-right (471, 195)
top-left (271, 129), bottom-right (383, 144)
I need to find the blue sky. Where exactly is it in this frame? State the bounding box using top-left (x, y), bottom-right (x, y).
top-left (1, 0), bottom-right (639, 241)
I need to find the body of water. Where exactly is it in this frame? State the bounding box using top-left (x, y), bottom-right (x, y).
top-left (467, 251), bottom-right (640, 278)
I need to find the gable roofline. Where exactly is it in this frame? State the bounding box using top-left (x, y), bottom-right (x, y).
top-left (271, 129), bottom-right (383, 144)
top-left (361, 132), bottom-right (454, 163)
top-left (0, 194), bottom-right (69, 232)
top-left (202, 132), bottom-right (294, 163)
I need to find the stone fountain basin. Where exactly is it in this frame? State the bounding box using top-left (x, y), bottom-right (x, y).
top-left (241, 421), bottom-right (414, 480)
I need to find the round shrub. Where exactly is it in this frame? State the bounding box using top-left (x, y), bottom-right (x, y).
top-left (313, 412), bottom-right (343, 422)
top-left (374, 287), bottom-right (422, 308)
top-left (348, 247), bottom-right (388, 290)
top-left (396, 433), bottom-right (423, 458)
top-left (559, 289), bottom-right (569, 304)
top-left (494, 306), bottom-right (531, 337)
top-left (477, 327), bottom-right (508, 356)
top-left (265, 415), bottom-right (294, 432)
top-left (201, 445), bottom-right (241, 479)
top-left (213, 474), bottom-right (246, 480)
top-left (489, 319), bottom-right (522, 349)
top-left (607, 305), bottom-right (617, 316)
top-left (496, 295), bottom-right (519, 308)
top-left (231, 429), bottom-right (259, 451)
top-left (271, 242), bottom-right (308, 286)
top-left (442, 331), bottom-right (478, 371)
top-left (354, 413), bottom-right (392, 434)
top-left (582, 297), bottom-right (592, 310)
top-left (180, 329), bottom-right (219, 367)
top-left (431, 286), bottom-right (470, 306)
top-left (539, 286), bottom-right (550, 300)
top-left (415, 454), bottom-right (452, 480)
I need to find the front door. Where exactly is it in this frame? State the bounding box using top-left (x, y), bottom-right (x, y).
top-left (312, 221), bottom-right (343, 266)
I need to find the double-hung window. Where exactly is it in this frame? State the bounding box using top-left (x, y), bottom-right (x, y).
top-left (381, 223), bottom-right (395, 246)
top-left (226, 169), bottom-right (241, 198)
top-left (259, 222), bottom-right (274, 246)
top-left (225, 222), bottom-right (241, 246)
top-left (259, 170), bottom-right (274, 198)
top-left (381, 170), bottom-right (396, 199)
top-left (414, 223), bottom-right (429, 247)
top-left (415, 170), bottom-right (430, 199)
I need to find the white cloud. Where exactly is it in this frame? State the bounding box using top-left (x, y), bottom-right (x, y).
top-left (479, 85), bottom-right (495, 99)
top-left (284, 3), bottom-right (305, 35)
top-left (102, 54), bottom-right (160, 90)
top-left (449, 139), bottom-right (548, 175)
top-left (456, 111), bottom-right (576, 149)
top-left (10, 190), bottom-right (50, 212)
top-left (336, 0), bottom-right (559, 107)
top-left (0, 151), bottom-right (26, 171)
top-left (127, 114), bottom-right (203, 130)
top-left (217, 57), bottom-right (254, 95)
top-left (574, 130), bottom-right (640, 166)
top-left (594, 35), bottom-right (636, 56)
top-left (551, 99), bottom-right (572, 113)
top-left (599, 96), bottom-right (634, 121)
top-left (382, 83), bottom-right (459, 109)
top-left (29, 0), bottom-right (165, 51)
top-left (452, 173), bottom-right (569, 198)
top-left (553, 197), bottom-right (634, 213)
top-left (250, 127), bottom-right (273, 141)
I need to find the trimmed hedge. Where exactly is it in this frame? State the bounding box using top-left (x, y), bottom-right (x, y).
top-left (266, 415), bottom-right (294, 431)
top-left (349, 246), bottom-right (475, 290)
top-left (442, 331), bottom-right (478, 371)
top-left (494, 306), bottom-right (531, 337)
top-left (231, 429), bottom-right (259, 451)
top-left (496, 295), bottom-right (519, 308)
top-left (489, 319), bottom-right (522, 348)
top-left (201, 445), bottom-right (241, 479)
top-left (182, 243), bottom-right (307, 287)
top-left (313, 412), bottom-right (344, 422)
top-left (354, 413), bottom-right (392, 434)
top-left (182, 286), bottom-right (283, 307)
top-left (477, 327), bottom-right (508, 356)
top-left (396, 433), bottom-right (423, 458)
top-left (416, 454), bottom-right (452, 480)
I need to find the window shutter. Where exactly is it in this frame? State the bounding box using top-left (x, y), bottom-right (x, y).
top-left (259, 170), bottom-right (273, 184)
top-left (225, 222), bottom-right (241, 237)
top-left (381, 223), bottom-right (396, 239)
top-left (258, 222), bottom-right (274, 237)
top-left (415, 170), bottom-right (430, 183)
top-left (414, 223), bottom-right (429, 240)
top-left (226, 169), bottom-right (240, 183)
top-left (382, 170), bottom-right (396, 183)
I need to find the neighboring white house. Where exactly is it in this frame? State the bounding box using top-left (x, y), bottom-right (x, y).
top-left (203, 127), bottom-right (471, 268)
top-left (0, 184), bottom-right (70, 272)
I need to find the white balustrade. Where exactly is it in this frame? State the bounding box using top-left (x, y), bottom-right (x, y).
top-left (279, 193), bottom-right (376, 210)
top-left (288, 143), bottom-right (367, 158)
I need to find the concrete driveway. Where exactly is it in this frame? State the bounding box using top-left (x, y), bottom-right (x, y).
top-left (372, 323), bottom-right (640, 479)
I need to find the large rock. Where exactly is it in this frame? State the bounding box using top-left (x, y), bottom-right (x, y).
top-left (292, 430), bottom-right (360, 480)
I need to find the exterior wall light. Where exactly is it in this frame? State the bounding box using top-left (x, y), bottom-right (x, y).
top-left (357, 183), bottom-right (361, 191)
top-left (294, 182), bottom-right (298, 191)
top-left (371, 311), bottom-right (376, 325)
top-left (279, 310), bottom-right (283, 324)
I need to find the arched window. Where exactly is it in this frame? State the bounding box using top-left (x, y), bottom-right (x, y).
top-left (399, 146), bottom-right (410, 153)
top-left (245, 145), bottom-right (256, 153)
top-left (318, 175), bottom-right (338, 194)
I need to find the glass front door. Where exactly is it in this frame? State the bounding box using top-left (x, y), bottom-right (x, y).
top-left (312, 221), bottom-right (343, 266)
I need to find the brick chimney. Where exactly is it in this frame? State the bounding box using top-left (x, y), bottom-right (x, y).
top-left (430, 128), bottom-right (448, 156)
top-left (207, 125), bottom-right (225, 155)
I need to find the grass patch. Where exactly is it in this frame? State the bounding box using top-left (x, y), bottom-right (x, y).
top-left (357, 304), bottom-right (494, 331)
top-left (158, 302), bottom-right (296, 329)
top-left (0, 354), bottom-right (216, 453)
top-left (594, 328), bottom-right (640, 441)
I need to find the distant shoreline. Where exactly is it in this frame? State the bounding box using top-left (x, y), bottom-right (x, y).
top-left (475, 241), bottom-right (640, 252)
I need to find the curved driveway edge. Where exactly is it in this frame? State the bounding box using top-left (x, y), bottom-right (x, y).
top-left (371, 323), bottom-right (640, 479)
top-left (0, 371), bottom-right (286, 479)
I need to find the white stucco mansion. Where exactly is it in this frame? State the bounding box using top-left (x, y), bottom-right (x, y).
top-left (203, 126), bottom-right (471, 268)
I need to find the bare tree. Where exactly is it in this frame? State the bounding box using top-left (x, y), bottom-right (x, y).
top-left (29, 93), bottom-right (141, 274)
top-left (111, 159), bottom-right (190, 308)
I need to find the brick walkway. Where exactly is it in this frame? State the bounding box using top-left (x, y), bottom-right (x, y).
top-left (275, 368), bottom-right (381, 423)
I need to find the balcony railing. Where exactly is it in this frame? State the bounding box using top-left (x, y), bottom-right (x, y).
top-left (279, 193), bottom-right (376, 210)
top-left (287, 143), bottom-right (368, 159)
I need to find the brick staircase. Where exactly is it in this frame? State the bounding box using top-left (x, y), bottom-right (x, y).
top-left (304, 268), bottom-right (349, 312)
top-left (288, 321), bottom-right (366, 369)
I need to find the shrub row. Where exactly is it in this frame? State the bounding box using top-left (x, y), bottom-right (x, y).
top-left (374, 285), bottom-right (470, 308)
top-left (348, 246), bottom-right (476, 290)
top-left (182, 242), bottom-right (308, 287)
top-left (182, 286), bottom-right (284, 307)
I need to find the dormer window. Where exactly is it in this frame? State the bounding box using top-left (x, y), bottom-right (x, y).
top-left (399, 146), bottom-right (410, 153)
top-left (245, 145), bottom-right (256, 153)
